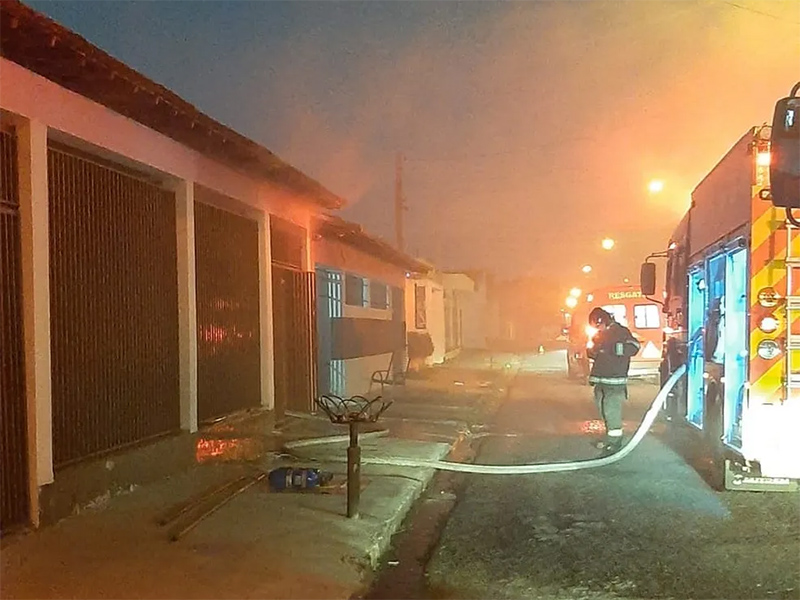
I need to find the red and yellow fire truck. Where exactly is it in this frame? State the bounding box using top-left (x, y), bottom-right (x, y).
top-left (566, 284), bottom-right (664, 381)
top-left (641, 83), bottom-right (800, 490)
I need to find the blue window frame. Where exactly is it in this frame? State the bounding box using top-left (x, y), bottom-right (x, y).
top-left (723, 247), bottom-right (748, 448)
top-left (687, 268), bottom-right (706, 428)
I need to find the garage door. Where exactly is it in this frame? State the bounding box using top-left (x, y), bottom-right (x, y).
top-left (48, 144), bottom-right (180, 466)
top-left (0, 128), bottom-right (30, 532)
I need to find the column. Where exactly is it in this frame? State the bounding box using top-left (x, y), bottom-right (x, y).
top-left (175, 180), bottom-right (198, 432)
top-left (258, 212), bottom-right (275, 410)
top-left (18, 117), bottom-right (53, 527)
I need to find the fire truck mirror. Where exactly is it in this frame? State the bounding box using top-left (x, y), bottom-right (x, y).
top-left (640, 262), bottom-right (657, 297)
top-left (768, 90), bottom-right (800, 209)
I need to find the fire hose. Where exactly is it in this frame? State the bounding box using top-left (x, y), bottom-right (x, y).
top-left (285, 364), bottom-right (686, 474)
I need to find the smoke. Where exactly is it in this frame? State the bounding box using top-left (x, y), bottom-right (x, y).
top-left (29, 0), bottom-right (800, 282)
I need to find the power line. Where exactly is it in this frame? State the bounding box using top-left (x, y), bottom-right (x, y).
top-left (718, 0), bottom-right (800, 25)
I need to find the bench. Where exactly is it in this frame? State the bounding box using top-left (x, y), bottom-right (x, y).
top-left (369, 352), bottom-right (408, 394)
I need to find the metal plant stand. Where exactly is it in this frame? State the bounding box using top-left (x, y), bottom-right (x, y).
top-left (315, 394), bottom-right (392, 518)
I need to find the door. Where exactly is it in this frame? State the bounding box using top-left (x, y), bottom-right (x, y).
top-left (194, 200), bottom-right (261, 423)
top-left (0, 128), bottom-right (29, 533)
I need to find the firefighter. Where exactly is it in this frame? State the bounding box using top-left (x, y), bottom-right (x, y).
top-left (586, 307), bottom-right (641, 454)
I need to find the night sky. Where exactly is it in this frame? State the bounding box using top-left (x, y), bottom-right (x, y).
top-left (25, 1), bottom-right (800, 291)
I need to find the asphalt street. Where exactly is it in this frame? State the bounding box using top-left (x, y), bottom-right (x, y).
top-left (422, 352), bottom-right (800, 600)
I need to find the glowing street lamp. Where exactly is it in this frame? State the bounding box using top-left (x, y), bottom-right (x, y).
top-left (601, 238), bottom-right (615, 251)
top-left (581, 264), bottom-right (593, 274)
top-left (570, 287), bottom-right (582, 298)
top-left (648, 179), bottom-right (664, 194)
top-left (565, 296), bottom-right (578, 309)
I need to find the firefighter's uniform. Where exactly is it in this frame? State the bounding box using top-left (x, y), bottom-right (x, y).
top-left (587, 309), bottom-right (641, 453)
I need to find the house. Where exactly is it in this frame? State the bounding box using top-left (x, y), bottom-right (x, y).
top-left (313, 215), bottom-right (428, 398)
top-left (0, 1), bottom-right (344, 531)
top-left (405, 269), bottom-right (446, 367)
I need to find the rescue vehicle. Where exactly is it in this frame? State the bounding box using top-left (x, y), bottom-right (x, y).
top-left (641, 82), bottom-right (800, 491)
top-left (566, 285), bottom-right (664, 381)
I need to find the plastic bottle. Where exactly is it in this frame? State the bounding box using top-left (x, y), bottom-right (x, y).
top-left (268, 467), bottom-right (331, 491)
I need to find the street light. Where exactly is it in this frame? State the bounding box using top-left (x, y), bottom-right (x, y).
top-left (570, 287), bottom-right (582, 298)
top-left (601, 238), bottom-right (615, 250)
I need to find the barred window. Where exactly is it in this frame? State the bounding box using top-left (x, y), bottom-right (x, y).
top-left (370, 281), bottom-right (389, 309)
top-left (345, 274), bottom-right (366, 306)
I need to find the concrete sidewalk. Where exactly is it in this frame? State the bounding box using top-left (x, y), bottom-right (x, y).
top-left (0, 358), bottom-right (511, 600)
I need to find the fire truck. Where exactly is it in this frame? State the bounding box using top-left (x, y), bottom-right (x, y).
top-left (566, 284), bottom-right (664, 381)
top-left (641, 83), bottom-right (800, 491)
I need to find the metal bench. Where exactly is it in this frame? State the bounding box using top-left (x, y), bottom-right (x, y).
top-left (369, 352), bottom-right (408, 394)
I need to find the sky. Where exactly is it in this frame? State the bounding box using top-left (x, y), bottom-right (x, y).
top-left (25, 0), bottom-right (800, 293)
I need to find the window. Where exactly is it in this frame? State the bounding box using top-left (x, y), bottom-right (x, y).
top-left (602, 304), bottom-right (628, 327)
top-left (633, 304), bottom-right (660, 329)
top-left (345, 274), bottom-right (366, 306)
top-left (370, 281), bottom-right (389, 309)
top-left (414, 284), bottom-right (427, 329)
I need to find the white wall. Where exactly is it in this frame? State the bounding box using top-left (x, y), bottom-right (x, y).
top-left (405, 276), bottom-right (445, 365)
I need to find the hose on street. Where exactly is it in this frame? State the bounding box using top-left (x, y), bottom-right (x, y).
top-left (288, 365), bottom-right (686, 475)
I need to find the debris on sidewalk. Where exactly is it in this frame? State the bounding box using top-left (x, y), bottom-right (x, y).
top-left (267, 467), bottom-right (333, 491)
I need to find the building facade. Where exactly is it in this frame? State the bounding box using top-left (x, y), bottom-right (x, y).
top-left (313, 216), bottom-right (427, 398)
top-left (405, 270), bottom-right (446, 367)
top-left (0, 1), bottom-right (342, 532)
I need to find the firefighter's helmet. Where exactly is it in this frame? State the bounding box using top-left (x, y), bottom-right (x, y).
top-left (588, 307), bottom-right (613, 327)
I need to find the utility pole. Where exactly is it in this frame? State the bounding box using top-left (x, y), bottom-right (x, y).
top-left (395, 152), bottom-right (405, 252)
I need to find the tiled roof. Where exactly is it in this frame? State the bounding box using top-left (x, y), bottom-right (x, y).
top-left (316, 215), bottom-right (430, 273)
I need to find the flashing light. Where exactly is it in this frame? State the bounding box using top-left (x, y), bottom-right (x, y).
top-left (757, 287), bottom-right (780, 308)
top-left (601, 238), bottom-right (615, 250)
top-left (565, 296), bottom-right (578, 309)
top-left (758, 315), bottom-right (780, 334)
top-left (757, 339), bottom-right (782, 360)
top-left (570, 287), bottom-right (582, 298)
top-left (585, 325), bottom-right (598, 338)
top-left (756, 151), bottom-right (771, 167)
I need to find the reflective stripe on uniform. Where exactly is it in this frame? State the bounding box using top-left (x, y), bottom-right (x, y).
top-left (588, 376), bottom-right (628, 385)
